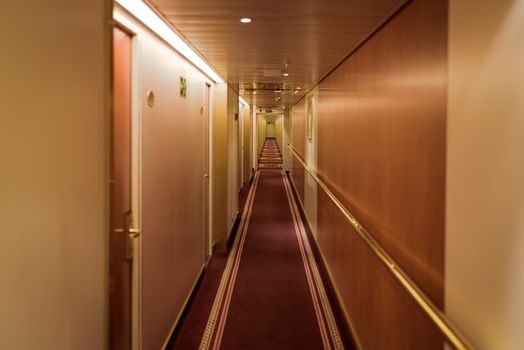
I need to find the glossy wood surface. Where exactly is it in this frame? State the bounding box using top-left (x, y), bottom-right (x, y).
top-left (318, 192), bottom-right (445, 348)
top-left (110, 26), bottom-right (132, 350)
top-left (204, 83), bottom-right (211, 259)
top-left (299, 0), bottom-right (448, 347)
top-left (243, 105), bottom-right (251, 184)
top-left (139, 28), bottom-right (207, 348)
top-left (212, 84), bottom-right (228, 250)
top-left (292, 100), bottom-right (306, 203)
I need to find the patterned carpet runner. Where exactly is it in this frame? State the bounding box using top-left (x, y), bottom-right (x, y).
top-left (258, 138), bottom-right (283, 169)
top-left (199, 170), bottom-right (344, 350)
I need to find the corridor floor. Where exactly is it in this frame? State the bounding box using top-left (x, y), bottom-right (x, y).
top-left (170, 141), bottom-right (354, 349)
top-left (258, 138), bottom-right (282, 169)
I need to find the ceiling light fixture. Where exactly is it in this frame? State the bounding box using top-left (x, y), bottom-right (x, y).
top-left (282, 72), bottom-right (289, 77)
top-left (114, 0), bottom-right (224, 83)
top-left (240, 18), bottom-right (252, 23)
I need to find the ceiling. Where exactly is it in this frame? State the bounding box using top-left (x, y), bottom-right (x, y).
top-left (147, 0), bottom-right (404, 108)
top-left (259, 112), bottom-right (283, 123)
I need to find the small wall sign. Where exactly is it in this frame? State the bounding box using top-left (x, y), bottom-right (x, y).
top-left (180, 77), bottom-right (187, 97)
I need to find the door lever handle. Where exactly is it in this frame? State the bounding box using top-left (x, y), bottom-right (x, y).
top-left (114, 228), bottom-right (140, 237)
top-left (128, 228), bottom-right (141, 237)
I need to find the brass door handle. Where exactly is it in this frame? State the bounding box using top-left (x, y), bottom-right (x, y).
top-left (128, 228), bottom-right (141, 237)
top-left (114, 228), bottom-right (140, 237)
top-left (204, 174), bottom-right (209, 178)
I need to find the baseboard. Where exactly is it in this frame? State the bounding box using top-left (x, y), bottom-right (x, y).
top-left (227, 212), bottom-right (241, 251)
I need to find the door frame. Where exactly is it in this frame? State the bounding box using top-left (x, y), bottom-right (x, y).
top-left (128, 26), bottom-right (142, 350)
top-left (111, 20), bottom-right (143, 350)
top-left (238, 103), bottom-right (243, 190)
top-left (204, 82), bottom-right (212, 261)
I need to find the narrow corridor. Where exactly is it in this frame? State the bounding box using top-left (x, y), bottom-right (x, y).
top-left (171, 141), bottom-right (354, 349)
top-left (5, 0), bottom-right (523, 348)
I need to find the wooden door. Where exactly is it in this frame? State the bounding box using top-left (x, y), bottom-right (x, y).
top-left (243, 106), bottom-right (251, 184)
top-left (110, 26), bottom-right (133, 350)
top-left (204, 83), bottom-right (211, 260)
top-left (238, 105), bottom-right (243, 190)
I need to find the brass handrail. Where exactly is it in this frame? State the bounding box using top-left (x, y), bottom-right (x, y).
top-left (288, 145), bottom-right (473, 350)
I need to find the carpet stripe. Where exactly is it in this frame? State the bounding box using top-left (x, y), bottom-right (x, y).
top-left (258, 139), bottom-right (282, 169)
top-left (199, 171), bottom-right (261, 350)
top-left (283, 175), bottom-right (332, 349)
top-left (199, 163), bottom-right (343, 349)
top-left (283, 174), bottom-right (345, 350)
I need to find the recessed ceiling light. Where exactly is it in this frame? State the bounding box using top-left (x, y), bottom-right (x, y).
top-left (240, 18), bottom-right (252, 23)
top-left (275, 90), bottom-right (282, 93)
top-left (282, 72), bottom-right (289, 77)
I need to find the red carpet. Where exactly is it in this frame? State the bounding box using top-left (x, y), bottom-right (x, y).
top-left (168, 185), bottom-right (251, 350)
top-left (199, 170), bottom-right (344, 349)
top-left (259, 138), bottom-right (282, 169)
top-left (170, 170), bottom-right (356, 350)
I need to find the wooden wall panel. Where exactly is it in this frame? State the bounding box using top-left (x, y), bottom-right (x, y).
top-left (137, 20), bottom-right (208, 348)
top-left (319, 192), bottom-right (444, 349)
top-left (275, 116), bottom-right (283, 152)
top-left (292, 100), bottom-right (306, 203)
top-left (242, 105), bottom-right (251, 184)
top-left (314, 0), bottom-right (448, 347)
top-left (212, 83), bottom-right (228, 250)
top-left (226, 86), bottom-right (240, 236)
top-left (257, 116), bottom-right (267, 157)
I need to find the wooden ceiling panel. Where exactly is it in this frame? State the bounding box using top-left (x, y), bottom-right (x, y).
top-left (148, 0), bottom-right (404, 107)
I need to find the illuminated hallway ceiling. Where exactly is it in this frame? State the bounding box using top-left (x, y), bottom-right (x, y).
top-left (147, 0), bottom-right (405, 107)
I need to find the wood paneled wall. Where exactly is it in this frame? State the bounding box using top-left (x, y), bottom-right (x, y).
top-left (242, 105), bottom-right (252, 184)
top-left (275, 116), bottom-right (283, 151)
top-left (292, 100), bottom-right (306, 203)
top-left (213, 84), bottom-right (228, 250)
top-left (293, 0), bottom-right (448, 347)
top-left (127, 12), bottom-right (210, 348)
top-left (226, 86), bottom-right (240, 237)
top-left (257, 116), bottom-right (267, 158)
